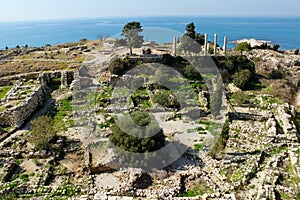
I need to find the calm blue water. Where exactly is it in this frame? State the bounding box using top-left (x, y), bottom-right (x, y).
top-left (0, 16), bottom-right (300, 50)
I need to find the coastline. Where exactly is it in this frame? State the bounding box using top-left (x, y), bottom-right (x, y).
top-left (0, 16), bottom-right (299, 50)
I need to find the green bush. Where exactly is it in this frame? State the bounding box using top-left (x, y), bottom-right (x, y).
top-left (109, 111), bottom-right (165, 168)
top-left (29, 116), bottom-right (56, 151)
top-left (108, 57), bottom-right (129, 76)
top-left (109, 111), bottom-right (165, 153)
top-left (183, 65), bottom-right (202, 81)
top-left (232, 69), bottom-right (252, 90)
top-left (162, 54), bottom-right (175, 66)
top-left (269, 69), bottom-right (284, 79)
top-left (153, 90), bottom-right (180, 109)
top-left (20, 174), bottom-right (29, 182)
top-left (230, 91), bottom-right (250, 105)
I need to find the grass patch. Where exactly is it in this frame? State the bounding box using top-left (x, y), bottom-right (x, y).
top-left (99, 116), bottom-right (115, 129)
top-left (53, 96), bottom-right (73, 132)
top-left (20, 174), bottom-right (29, 182)
top-left (230, 168), bottom-right (246, 182)
top-left (208, 118), bottom-right (229, 158)
top-left (194, 144), bottom-right (204, 151)
top-left (0, 85), bottom-right (13, 99)
top-left (178, 183), bottom-right (213, 197)
top-left (179, 185), bottom-right (203, 197)
top-left (197, 120), bottom-right (211, 125)
top-left (50, 182), bottom-right (82, 197)
top-left (280, 192), bottom-right (291, 199)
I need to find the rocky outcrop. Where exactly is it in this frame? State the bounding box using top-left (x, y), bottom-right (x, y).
top-left (275, 103), bottom-right (298, 140)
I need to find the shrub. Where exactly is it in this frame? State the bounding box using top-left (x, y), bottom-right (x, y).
top-left (272, 44), bottom-right (280, 51)
top-left (208, 45), bottom-right (214, 54)
top-left (269, 69), bottom-right (284, 79)
top-left (232, 69), bottom-right (252, 90)
top-left (153, 90), bottom-right (180, 109)
top-left (20, 174), bottom-right (29, 182)
top-left (29, 116), bottom-right (56, 151)
top-left (109, 111), bottom-right (165, 153)
top-left (162, 54), bottom-right (175, 66)
top-left (108, 57), bottom-right (129, 76)
top-left (218, 55), bottom-right (255, 75)
top-left (142, 48), bottom-right (152, 54)
top-left (294, 49), bottom-right (299, 55)
top-left (230, 91), bottom-right (249, 105)
top-left (109, 111), bottom-right (165, 168)
top-left (183, 65), bottom-right (202, 80)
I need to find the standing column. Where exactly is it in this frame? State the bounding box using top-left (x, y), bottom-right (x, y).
top-left (214, 34), bottom-right (218, 55)
top-left (223, 36), bottom-right (227, 54)
top-left (204, 33), bottom-right (208, 55)
top-left (61, 71), bottom-right (67, 89)
top-left (173, 36), bottom-right (177, 56)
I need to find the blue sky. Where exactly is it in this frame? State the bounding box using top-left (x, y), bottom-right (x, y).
top-left (1, 0), bottom-right (299, 21)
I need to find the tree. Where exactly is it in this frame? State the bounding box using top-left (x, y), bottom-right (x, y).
top-left (29, 116), bottom-right (56, 151)
top-left (195, 33), bottom-right (205, 46)
top-left (122, 22), bottom-right (144, 55)
top-left (185, 22), bottom-right (196, 39)
top-left (235, 42), bottom-right (251, 55)
top-left (180, 22), bottom-right (203, 54)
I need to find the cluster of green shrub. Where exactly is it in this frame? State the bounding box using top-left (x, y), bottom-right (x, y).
top-left (109, 111), bottom-right (165, 168)
top-left (153, 89), bottom-right (180, 109)
top-left (109, 111), bottom-right (165, 153)
top-left (214, 55), bottom-right (256, 90)
top-left (236, 42), bottom-right (280, 53)
top-left (28, 115), bottom-right (57, 151)
top-left (108, 57), bottom-right (131, 76)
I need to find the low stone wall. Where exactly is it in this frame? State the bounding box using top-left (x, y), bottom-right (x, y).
top-left (0, 84), bottom-right (46, 127)
top-left (129, 55), bottom-right (163, 64)
top-left (0, 70), bottom-right (75, 127)
top-left (0, 72), bottom-right (40, 87)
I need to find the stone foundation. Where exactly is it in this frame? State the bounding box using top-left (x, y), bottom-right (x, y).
top-left (0, 70), bottom-right (75, 127)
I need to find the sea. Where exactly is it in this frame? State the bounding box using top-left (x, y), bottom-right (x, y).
top-left (0, 16), bottom-right (300, 50)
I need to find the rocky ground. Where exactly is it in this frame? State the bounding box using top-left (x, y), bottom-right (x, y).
top-left (0, 40), bottom-right (299, 199)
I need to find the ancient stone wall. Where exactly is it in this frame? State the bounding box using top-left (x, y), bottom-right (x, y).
top-left (0, 70), bottom-right (75, 127)
top-left (129, 55), bottom-right (163, 64)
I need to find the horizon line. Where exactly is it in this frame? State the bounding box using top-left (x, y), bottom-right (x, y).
top-left (1, 14), bottom-right (300, 23)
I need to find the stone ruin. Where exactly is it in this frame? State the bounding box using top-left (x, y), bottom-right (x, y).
top-left (0, 70), bottom-right (74, 128)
